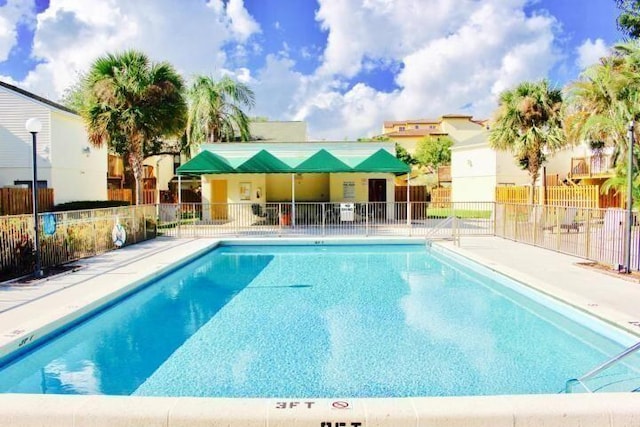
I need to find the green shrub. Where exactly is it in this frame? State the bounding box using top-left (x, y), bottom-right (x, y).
top-left (53, 200), bottom-right (131, 212)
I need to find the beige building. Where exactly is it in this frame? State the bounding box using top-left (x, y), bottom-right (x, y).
top-left (381, 114), bottom-right (487, 155)
top-left (178, 141), bottom-right (410, 221)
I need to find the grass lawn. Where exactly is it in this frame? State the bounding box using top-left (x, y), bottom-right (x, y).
top-left (426, 207), bottom-right (493, 219)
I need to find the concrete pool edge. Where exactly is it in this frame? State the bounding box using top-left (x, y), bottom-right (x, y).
top-left (432, 241), bottom-right (640, 339)
top-left (2, 236), bottom-right (640, 425)
top-left (1, 393), bottom-right (639, 426)
top-left (0, 239), bottom-right (222, 365)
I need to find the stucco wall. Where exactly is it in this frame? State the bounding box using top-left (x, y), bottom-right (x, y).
top-left (451, 144), bottom-right (497, 202)
top-left (329, 173), bottom-right (391, 203)
top-left (50, 111), bottom-right (107, 203)
top-left (144, 155), bottom-right (175, 191)
top-left (266, 173), bottom-right (329, 202)
top-left (440, 117), bottom-right (485, 143)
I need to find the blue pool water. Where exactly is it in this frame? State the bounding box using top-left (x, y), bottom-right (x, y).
top-left (0, 244), bottom-right (637, 397)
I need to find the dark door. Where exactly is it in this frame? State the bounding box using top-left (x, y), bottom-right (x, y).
top-left (368, 179), bottom-right (387, 219)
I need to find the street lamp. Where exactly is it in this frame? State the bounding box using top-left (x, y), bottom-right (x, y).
top-left (623, 120), bottom-right (636, 274)
top-left (25, 117), bottom-right (43, 278)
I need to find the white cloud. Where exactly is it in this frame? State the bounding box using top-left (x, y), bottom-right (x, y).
top-left (14, 0), bottom-right (259, 99)
top-left (576, 38), bottom-right (609, 70)
top-left (0, 0), bottom-right (35, 62)
top-left (7, 0), bottom-right (567, 140)
top-left (290, 0), bottom-right (561, 139)
top-left (225, 0), bottom-right (261, 42)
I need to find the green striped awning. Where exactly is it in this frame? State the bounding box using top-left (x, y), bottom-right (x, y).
top-left (235, 149), bottom-right (293, 173)
top-left (353, 149), bottom-right (411, 173)
top-left (176, 150), bottom-right (235, 174)
top-left (294, 149), bottom-right (352, 173)
top-left (177, 148), bottom-right (410, 175)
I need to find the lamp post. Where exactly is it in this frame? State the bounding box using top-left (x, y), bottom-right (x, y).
top-left (25, 117), bottom-right (43, 278)
top-left (624, 120), bottom-right (635, 274)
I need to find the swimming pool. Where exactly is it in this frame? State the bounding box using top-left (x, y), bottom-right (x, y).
top-left (0, 243), bottom-right (637, 397)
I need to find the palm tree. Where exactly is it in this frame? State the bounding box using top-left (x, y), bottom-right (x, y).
top-left (80, 50), bottom-right (187, 204)
top-left (489, 80), bottom-right (566, 203)
top-left (186, 75), bottom-right (255, 147)
top-left (565, 40), bottom-right (640, 204)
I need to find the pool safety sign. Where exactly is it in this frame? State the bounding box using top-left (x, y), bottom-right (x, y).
top-left (273, 400), bottom-right (362, 426)
top-left (340, 203), bottom-right (355, 222)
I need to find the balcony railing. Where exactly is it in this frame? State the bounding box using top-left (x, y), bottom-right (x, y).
top-left (570, 155), bottom-right (614, 179)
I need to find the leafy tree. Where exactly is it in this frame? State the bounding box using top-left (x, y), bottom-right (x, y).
top-left (186, 75), bottom-right (255, 146)
top-left (489, 79), bottom-right (566, 203)
top-left (616, 0), bottom-right (640, 38)
top-left (395, 143), bottom-right (417, 165)
top-left (80, 50), bottom-right (187, 204)
top-left (59, 72), bottom-right (87, 112)
top-left (414, 135), bottom-right (452, 170)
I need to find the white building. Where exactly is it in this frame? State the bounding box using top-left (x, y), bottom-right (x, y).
top-left (450, 129), bottom-right (581, 203)
top-left (0, 81), bottom-right (107, 204)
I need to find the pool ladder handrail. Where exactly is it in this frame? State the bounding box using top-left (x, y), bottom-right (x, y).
top-left (565, 340), bottom-right (640, 393)
top-left (424, 216), bottom-right (459, 245)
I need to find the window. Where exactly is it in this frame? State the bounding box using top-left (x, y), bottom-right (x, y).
top-left (429, 125), bottom-right (437, 129)
top-left (13, 180), bottom-right (47, 189)
top-left (398, 126), bottom-right (405, 131)
top-left (414, 125), bottom-right (419, 129)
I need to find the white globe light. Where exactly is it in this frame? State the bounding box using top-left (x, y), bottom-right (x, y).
top-left (25, 117), bottom-right (42, 133)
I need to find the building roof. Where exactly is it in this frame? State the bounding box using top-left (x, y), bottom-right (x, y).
top-left (383, 129), bottom-right (449, 137)
top-left (383, 118), bottom-right (440, 127)
top-left (0, 80), bottom-right (77, 115)
top-left (177, 147), bottom-right (410, 176)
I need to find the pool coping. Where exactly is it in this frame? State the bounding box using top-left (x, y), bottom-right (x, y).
top-left (1, 236), bottom-right (640, 426)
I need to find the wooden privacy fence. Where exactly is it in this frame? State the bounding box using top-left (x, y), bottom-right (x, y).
top-left (395, 185), bottom-right (427, 202)
top-left (108, 189), bottom-right (157, 204)
top-left (0, 205), bottom-right (157, 282)
top-left (495, 185), bottom-right (602, 208)
top-left (431, 187), bottom-right (451, 208)
top-left (0, 188), bottom-right (54, 216)
top-left (395, 186), bottom-right (427, 220)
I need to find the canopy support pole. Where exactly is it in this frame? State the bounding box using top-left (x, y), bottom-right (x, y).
top-left (178, 175), bottom-right (182, 204)
top-left (291, 173), bottom-right (296, 227)
top-left (406, 175), bottom-right (411, 227)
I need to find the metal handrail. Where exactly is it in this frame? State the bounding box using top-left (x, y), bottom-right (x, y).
top-left (565, 340), bottom-right (640, 393)
top-left (424, 216), bottom-right (456, 241)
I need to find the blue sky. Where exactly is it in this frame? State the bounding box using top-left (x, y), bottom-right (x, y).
top-left (0, 0), bottom-right (626, 139)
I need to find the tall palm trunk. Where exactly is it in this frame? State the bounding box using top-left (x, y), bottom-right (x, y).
top-left (128, 151), bottom-right (143, 205)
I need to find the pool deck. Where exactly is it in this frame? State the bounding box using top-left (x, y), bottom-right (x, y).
top-left (1, 235), bottom-right (640, 426)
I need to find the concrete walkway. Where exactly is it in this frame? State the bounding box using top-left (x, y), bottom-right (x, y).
top-left (1, 235), bottom-right (639, 363)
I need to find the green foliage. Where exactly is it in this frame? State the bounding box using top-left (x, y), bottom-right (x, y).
top-left (53, 200), bottom-right (131, 211)
top-left (414, 135), bottom-right (452, 169)
top-left (489, 79), bottom-right (565, 202)
top-left (186, 75), bottom-right (255, 144)
top-left (566, 39), bottom-right (640, 174)
top-left (59, 71), bottom-right (87, 112)
top-left (79, 50), bottom-right (187, 204)
top-left (616, 0), bottom-right (640, 38)
top-left (357, 135), bottom-right (391, 142)
top-left (395, 143), bottom-right (417, 165)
